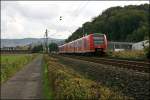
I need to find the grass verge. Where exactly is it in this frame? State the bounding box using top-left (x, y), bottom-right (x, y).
top-left (43, 59), bottom-right (53, 100)
top-left (44, 55), bottom-right (132, 100)
top-left (54, 54), bottom-right (149, 100)
top-left (107, 50), bottom-right (147, 60)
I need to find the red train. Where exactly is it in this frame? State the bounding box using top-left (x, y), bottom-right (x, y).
top-left (58, 33), bottom-right (108, 54)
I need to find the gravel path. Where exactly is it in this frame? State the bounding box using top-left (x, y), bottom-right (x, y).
top-left (1, 55), bottom-right (43, 99)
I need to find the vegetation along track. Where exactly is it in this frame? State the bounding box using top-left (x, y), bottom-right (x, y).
top-left (60, 54), bottom-right (150, 73)
top-left (50, 54), bottom-right (150, 99)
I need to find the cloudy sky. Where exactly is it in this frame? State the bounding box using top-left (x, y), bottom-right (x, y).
top-left (1, 1), bottom-right (149, 39)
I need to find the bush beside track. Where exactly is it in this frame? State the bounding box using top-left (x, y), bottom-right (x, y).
top-left (44, 55), bottom-right (131, 100)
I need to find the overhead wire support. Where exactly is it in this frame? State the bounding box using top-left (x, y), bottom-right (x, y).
top-left (45, 29), bottom-right (48, 53)
top-left (59, 1), bottom-right (89, 37)
top-left (68, 1), bottom-right (89, 35)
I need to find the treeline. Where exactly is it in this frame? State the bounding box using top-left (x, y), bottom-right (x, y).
top-left (30, 43), bottom-right (58, 53)
top-left (66, 4), bottom-right (149, 43)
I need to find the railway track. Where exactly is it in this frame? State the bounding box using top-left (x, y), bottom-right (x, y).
top-left (59, 54), bottom-right (150, 73)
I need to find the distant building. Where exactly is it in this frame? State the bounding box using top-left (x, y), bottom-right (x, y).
top-left (132, 40), bottom-right (149, 50)
top-left (108, 42), bottom-right (133, 51)
top-left (0, 46), bottom-right (16, 50)
top-left (108, 40), bottom-right (149, 51)
top-left (0, 45), bottom-right (30, 51)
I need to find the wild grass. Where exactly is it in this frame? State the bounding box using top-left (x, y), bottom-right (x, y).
top-left (44, 55), bottom-right (132, 100)
top-left (56, 55), bottom-right (149, 99)
top-left (1, 54), bottom-right (36, 83)
top-left (108, 50), bottom-right (146, 60)
top-left (43, 60), bottom-right (53, 100)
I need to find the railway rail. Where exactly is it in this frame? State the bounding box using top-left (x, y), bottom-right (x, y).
top-left (59, 54), bottom-right (150, 73)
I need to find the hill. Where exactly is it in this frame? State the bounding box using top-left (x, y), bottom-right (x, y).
top-left (1, 38), bottom-right (64, 48)
top-left (66, 4), bottom-right (149, 43)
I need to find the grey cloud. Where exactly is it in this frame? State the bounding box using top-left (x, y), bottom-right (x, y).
top-left (1, 1), bottom-right (149, 39)
top-left (4, 2), bottom-right (60, 21)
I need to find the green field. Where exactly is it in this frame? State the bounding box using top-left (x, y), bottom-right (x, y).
top-left (1, 54), bottom-right (36, 83)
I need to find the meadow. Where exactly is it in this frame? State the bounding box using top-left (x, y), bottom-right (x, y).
top-left (1, 54), bottom-right (36, 83)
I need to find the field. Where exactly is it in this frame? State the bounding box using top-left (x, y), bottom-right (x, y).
top-left (43, 55), bottom-right (133, 100)
top-left (1, 54), bottom-right (36, 83)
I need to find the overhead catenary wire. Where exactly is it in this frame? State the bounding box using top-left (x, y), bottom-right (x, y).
top-left (68, 1), bottom-right (90, 34)
top-left (60, 1), bottom-right (90, 37)
top-left (47, 1), bottom-right (89, 40)
top-left (58, 2), bottom-right (84, 33)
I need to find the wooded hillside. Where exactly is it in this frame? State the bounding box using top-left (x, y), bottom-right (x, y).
top-left (66, 4), bottom-right (149, 43)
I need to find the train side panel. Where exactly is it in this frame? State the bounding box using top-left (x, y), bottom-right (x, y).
top-left (59, 33), bottom-right (108, 54)
top-left (74, 35), bottom-right (92, 53)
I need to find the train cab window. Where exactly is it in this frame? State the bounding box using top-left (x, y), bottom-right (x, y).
top-left (93, 33), bottom-right (104, 45)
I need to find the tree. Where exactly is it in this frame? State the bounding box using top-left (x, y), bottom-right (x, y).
top-left (66, 4), bottom-right (149, 43)
top-left (49, 43), bottom-right (58, 53)
top-left (31, 44), bottom-right (43, 53)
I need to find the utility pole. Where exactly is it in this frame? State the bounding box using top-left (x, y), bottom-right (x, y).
top-left (45, 29), bottom-right (48, 53)
top-left (83, 24), bottom-right (85, 36)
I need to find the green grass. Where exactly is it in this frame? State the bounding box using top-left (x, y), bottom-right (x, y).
top-left (43, 60), bottom-right (53, 100)
top-left (1, 54), bottom-right (36, 83)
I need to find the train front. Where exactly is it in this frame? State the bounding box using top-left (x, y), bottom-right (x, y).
top-left (92, 33), bottom-right (108, 54)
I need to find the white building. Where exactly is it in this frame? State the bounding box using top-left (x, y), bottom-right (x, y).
top-left (108, 40), bottom-right (149, 51)
top-left (132, 40), bottom-right (149, 50)
top-left (108, 42), bottom-right (133, 51)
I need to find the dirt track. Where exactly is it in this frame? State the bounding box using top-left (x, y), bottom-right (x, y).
top-left (1, 55), bottom-right (43, 99)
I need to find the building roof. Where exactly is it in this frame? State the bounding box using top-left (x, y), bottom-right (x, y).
top-left (108, 41), bottom-right (134, 45)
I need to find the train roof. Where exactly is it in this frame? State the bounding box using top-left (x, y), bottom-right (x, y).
top-left (94, 33), bottom-right (105, 35)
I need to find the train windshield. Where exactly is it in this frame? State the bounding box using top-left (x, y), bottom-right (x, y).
top-left (93, 33), bottom-right (104, 45)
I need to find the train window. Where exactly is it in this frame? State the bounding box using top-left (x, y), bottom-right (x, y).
top-left (78, 41), bottom-right (80, 48)
top-left (80, 40), bottom-right (83, 48)
top-left (83, 38), bottom-right (88, 48)
top-left (78, 40), bottom-right (82, 48)
top-left (75, 42), bottom-right (77, 48)
top-left (80, 40), bottom-right (82, 47)
top-left (93, 33), bottom-right (104, 45)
